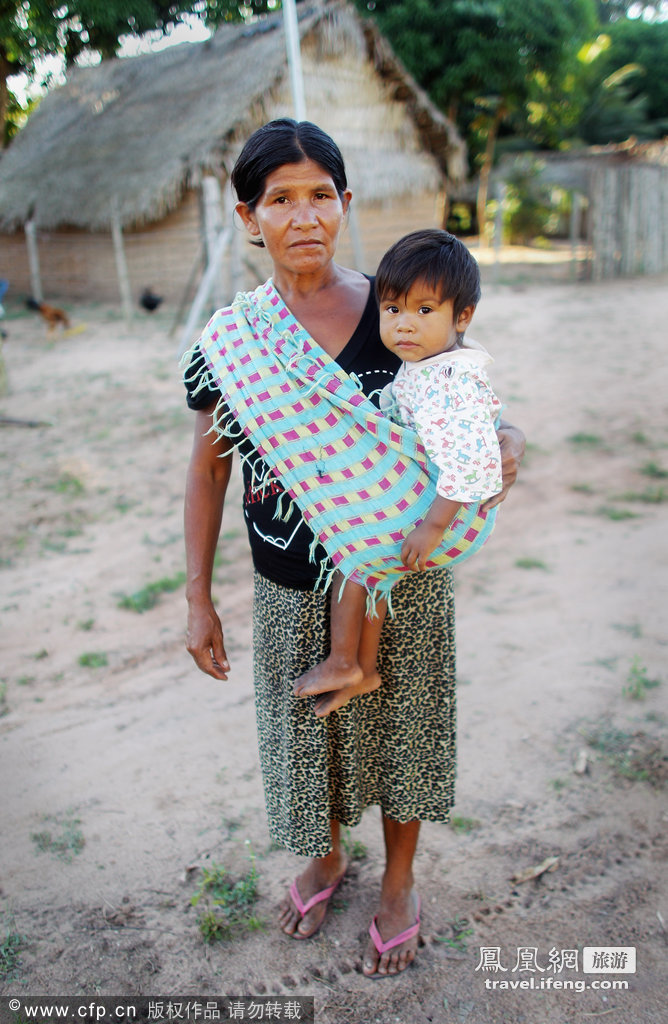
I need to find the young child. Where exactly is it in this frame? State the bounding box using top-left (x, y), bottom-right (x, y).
top-left (294, 229), bottom-right (503, 716)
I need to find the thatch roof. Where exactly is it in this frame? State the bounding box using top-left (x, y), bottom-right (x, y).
top-left (0, 0), bottom-right (464, 232)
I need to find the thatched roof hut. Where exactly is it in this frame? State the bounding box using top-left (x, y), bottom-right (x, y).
top-left (0, 0), bottom-right (464, 234)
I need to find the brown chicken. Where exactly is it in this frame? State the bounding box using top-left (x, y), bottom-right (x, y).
top-left (26, 297), bottom-right (71, 332)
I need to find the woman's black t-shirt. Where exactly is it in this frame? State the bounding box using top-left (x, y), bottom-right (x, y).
top-left (185, 278), bottom-right (400, 589)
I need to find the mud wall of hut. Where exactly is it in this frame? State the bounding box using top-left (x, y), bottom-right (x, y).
top-left (0, 190), bottom-right (442, 311)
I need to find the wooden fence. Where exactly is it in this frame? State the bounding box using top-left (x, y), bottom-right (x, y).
top-left (588, 164), bottom-right (668, 280)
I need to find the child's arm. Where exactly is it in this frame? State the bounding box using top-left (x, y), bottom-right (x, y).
top-left (401, 494), bottom-right (461, 571)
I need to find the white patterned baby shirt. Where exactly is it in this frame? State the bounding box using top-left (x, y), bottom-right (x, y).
top-left (380, 338), bottom-right (503, 503)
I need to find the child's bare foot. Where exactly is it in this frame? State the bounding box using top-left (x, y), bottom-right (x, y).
top-left (293, 657), bottom-right (364, 698)
top-left (313, 669), bottom-right (381, 717)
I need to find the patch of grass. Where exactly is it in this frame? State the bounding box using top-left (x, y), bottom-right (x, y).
top-left (32, 648), bottom-right (49, 660)
top-left (640, 461), bottom-right (668, 480)
top-left (568, 432), bottom-right (603, 447)
top-left (31, 812), bottom-right (85, 861)
top-left (549, 777), bottom-right (568, 792)
top-left (435, 914), bottom-right (474, 952)
top-left (515, 557), bottom-right (549, 571)
top-left (191, 857), bottom-right (262, 944)
top-left (571, 483), bottom-right (595, 494)
top-left (614, 486), bottom-right (667, 504)
top-left (596, 506), bottom-right (640, 521)
top-left (17, 675), bottom-right (36, 686)
top-left (117, 571), bottom-right (186, 613)
top-left (450, 816), bottom-right (481, 835)
top-left (584, 724), bottom-right (667, 787)
top-left (77, 618), bottom-right (95, 631)
top-left (0, 920), bottom-right (24, 981)
top-left (78, 651), bottom-right (108, 668)
top-left (51, 472), bottom-right (85, 497)
top-left (0, 681), bottom-right (7, 716)
top-left (341, 827), bottom-right (368, 861)
top-left (623, 656), bottom-right (661, 701)
top-left (612, 622), bottom-right (642, 639)
top-left (630, 431), bottom-right (649, 445)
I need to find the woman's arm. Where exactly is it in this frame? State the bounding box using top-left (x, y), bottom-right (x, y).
top-left (184, 405), bottom-right (235, 680)
top-left (482, 420), bottom-right (526, 511)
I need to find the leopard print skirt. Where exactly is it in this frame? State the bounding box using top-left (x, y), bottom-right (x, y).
top-left (252, 568), bottom-right (457, 857)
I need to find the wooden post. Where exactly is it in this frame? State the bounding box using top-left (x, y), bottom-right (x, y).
top-left (224, 180), bottom-right (244, 298)
top-left (493, 181), bottom-right (506, 283)
top-left (177, 227), bottom-right (232, 358)
top-left (110, 197), bottom-right (134, 324)
top-left (25, 219), bottom-right (43, 302)
top-left (569, 192), bottom-right (582, 281)
top-left (347, 203), bottom-right (366, 272)
top-left (283, 0), bottom-right (306, 120)
top-left (202, 175), bottom-right (226, 310)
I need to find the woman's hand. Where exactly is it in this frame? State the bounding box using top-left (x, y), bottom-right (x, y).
top-left (186, 597), bottom-right (230, 680)
top-left (482, 423), bottom-right (526, 512)
top-left (184, 405), bottom-right (234, 679)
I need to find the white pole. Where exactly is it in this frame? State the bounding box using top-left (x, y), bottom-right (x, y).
top-left (110, 197), bottom-right (134, 325)
top-left (25, 220), bottom-right (43, 302)
top-left (283, 0), bottom-right (306, 120)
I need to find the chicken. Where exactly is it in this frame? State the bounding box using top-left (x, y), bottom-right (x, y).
top-left (26, 297), bottom-right (71, 333)
top-left (140, 287), bottom-right (163, 312)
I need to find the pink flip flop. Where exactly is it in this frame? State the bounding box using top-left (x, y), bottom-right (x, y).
top-left (368, 897), bottom-right (421, 957)
top-left (287, 872), bottom-right (345, 939)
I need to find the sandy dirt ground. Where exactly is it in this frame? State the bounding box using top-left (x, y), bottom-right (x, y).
top-left (1, 264), bottom-right (667, 1024)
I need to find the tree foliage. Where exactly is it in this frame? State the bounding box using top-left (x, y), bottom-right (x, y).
top-left (0, 0), bottom-right (276, 146)
top-left (353, 0), bottom-right (598, 234)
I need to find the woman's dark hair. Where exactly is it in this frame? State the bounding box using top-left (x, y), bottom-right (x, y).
top-left (375, 229), bottom-right (481, 321)
top-left (231, 118), bottom-right (348, 210)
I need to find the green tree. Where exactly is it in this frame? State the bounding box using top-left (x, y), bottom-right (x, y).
top-left (353, 0), bottom-right (599, 237)
top-left (1, 0), bottom-right (276, 148)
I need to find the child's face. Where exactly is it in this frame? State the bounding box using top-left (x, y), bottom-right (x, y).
top-left (379, 279), bottom-right (474, 362)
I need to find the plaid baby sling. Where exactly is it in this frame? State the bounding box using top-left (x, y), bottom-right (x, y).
top-left (185, 279), bottom-right (497, 610)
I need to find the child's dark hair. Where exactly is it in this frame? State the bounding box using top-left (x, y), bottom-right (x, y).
top-left (375, 229), bottom-right (481, 320)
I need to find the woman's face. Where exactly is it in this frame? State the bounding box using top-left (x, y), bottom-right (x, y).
top-left (236, 158), bottom-right (351, 278)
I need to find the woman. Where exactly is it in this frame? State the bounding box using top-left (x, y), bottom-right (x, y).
top-left (184, 119), bottom-right (524, 977)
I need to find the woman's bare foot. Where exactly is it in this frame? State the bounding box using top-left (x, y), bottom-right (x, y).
top-left (362, 885), bottom-right (420, 977)
top-left (278, 850), bottom-right (348, 939)
top-left (293, 657), bottom-right (364, 698)
top-left (313, 670), bottom-right (381, 717)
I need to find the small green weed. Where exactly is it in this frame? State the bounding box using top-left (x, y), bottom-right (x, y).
top-left (435, 915), bottom-right (474, 952)
top-left (515, 557), bottom-right (549, 571)
top-left (640, 461), bottom-right (668, 479)
top-left (571, 483), bottom-right (595, 494)
top-left (341, 827), bottom-right (368, 861)
top-left (614, 486), bottom-right (667, 504)
top-left (612, 622), bottom-right (642, 639)
top-left (51, 472), bottom-right (85, 497)
top-left (584, 724), bottom-right (667, 787)
top-left (78, 651), bottom-right (108, 668)
top-left (0, 682), bottom-right (7, 717)
top-left (0, 921), bottom-right (23, 980)
top-left (623, 657), bottom-right (661, 701)
top-left (32, 648), bottom-right (49, 660)
top-left (78, 618), bottom-right (95, 631)
top-left (568, 432), bottom-right (603, 447)
top-left (450, 816), bottom-right (481, 835)
top-left (117, 572), bottom-right (186, 612)
top-left (191, 857), bottom-right (262, 943)
top-left (31, 812), bottom-right (85, 861)
top-left (597, 506), bottom-right (639, 521)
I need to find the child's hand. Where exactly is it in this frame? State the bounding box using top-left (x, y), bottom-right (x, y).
top-left (401, 522), bottom-right (444, 571)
